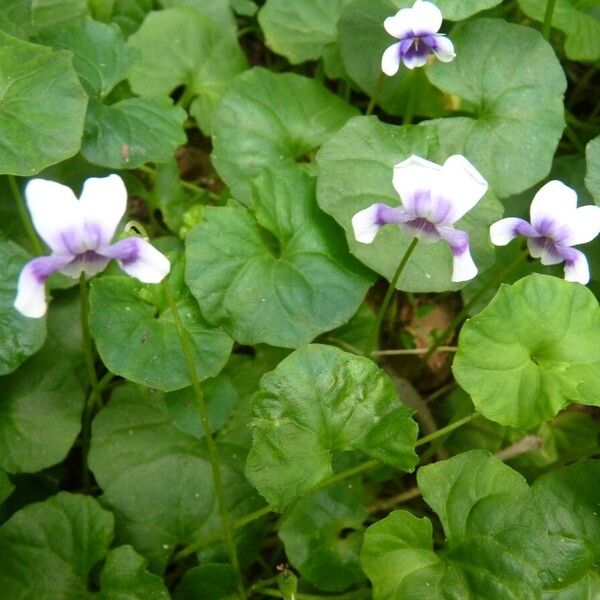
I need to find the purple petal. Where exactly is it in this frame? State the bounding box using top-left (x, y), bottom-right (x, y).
top-left (98, 238), bottom-right (170, 283)
top-left (490, 218), bottom-right (536, 246)
top-left (14, 255), bottom-right (73, 318)
top-left (527, 237), bottom-right (564, 265)
top-left (438, 227), bottom-right (477, 282)
top-left (352, 204), bottom-right (409, 243)
top-left (401, 38), bottom-right (430, 69)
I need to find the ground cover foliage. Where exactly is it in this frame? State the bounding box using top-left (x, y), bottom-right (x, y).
top-left (0, 0), bottom-right (599, 598)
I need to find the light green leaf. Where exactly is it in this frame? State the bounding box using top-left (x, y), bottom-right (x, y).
top-left (185, 168), bottom-right (373, 348)
top-left (585, 135), bottom-right (600, 204)
top-left (426, 18), bottom-right (566, 198)
top-left (453, 274), bottom-right (600, 429)
top-left (127, 6), bottom-right (247, 134)
top-left (111, 0), bottom-right (153, 36)
top-left (31, 0), bottom-right (88, 31)
top-left (0, 237), bottom-right (46, 375)
top-left (361, 451), bottom-right (548, 599)
top-left (279, 480), bottom-right (367, 591)
top-left (0, 341), bottom-right (84, 473)
top-left (246, 344), bottom-right (418, 511)
top-left (338, 0), bottom-right (445, 118)
top-left (98, 546), bottom-right (170, 600)
top-left (0, 492), bottom-right (113, 599)
top-left (517, 0), bottom-right (600, 61)
top-left (37, 19), bottom-right (133, 96)
top-left (230, 0), bottom-right (257, 16)
top-left (533, 461), bottom-right (600, 594)
top-left (174, 564), bottom-right (238, 600)
top-left (211, 68), bottom-right (359, 205)
top-left (89, 239), bottom-right (232, 392)
top-left (89, 383), bottom-right (264, 573)
top-left (316, 116), bottom-right (503, 292)
top-left (82, 97), bottom-right (187, 169)
top-left (0, 0), bottom-right (32, 38)
top-left (392, 0), bottom-right (502, 19)
top-left (0, 33), bottom-right (88, 176)
top-left (160, 0), bottom-right (235, 23)
top-left (258, 0), bottom-right (353, 64)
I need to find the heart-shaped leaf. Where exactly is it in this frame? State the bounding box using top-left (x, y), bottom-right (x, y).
top-left (246, 344), bottom-right (418, 511)
top-left (392, 0), bottom-right (502, 19)
top-left (586, 135), bottom-right (600, 204)
top-left (185, 168), bottom-right (373, 348)
top-left (453, 274), bottom-right (600, 429)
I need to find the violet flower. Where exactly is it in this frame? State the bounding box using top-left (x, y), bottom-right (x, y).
top-left (14, 175), bottom-right (170, 318)
top-left (381, 0), bottom-right (455, 74)
top-left (490, 180), bottom-right (600, 285)
top-left (352, 155), bottom-right (488, 282)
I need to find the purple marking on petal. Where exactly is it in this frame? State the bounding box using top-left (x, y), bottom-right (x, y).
top-left (59, 229), bottom-right (86, 255)
top-left (404, 217), bottom-right (439, 239)
top-left (513, 220), bottom-right (537, 238)
top-left (83, 222), bottom-right (105, 250)
top-left (402, 38), bottom-right (431, 63)
top-left (420, 34), bottom-right (438, 49)
top-left (374, 204), bottom-right (408, 226)
top-left (97, 237), bottom-right (141, 265)
top-left (28, 255), bottom-right (72, 282)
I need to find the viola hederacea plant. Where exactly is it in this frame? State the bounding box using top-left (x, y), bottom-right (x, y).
top-left (1, 1), bottom-right (599, 599)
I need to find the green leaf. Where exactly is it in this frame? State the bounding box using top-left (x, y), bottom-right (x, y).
top-left (453, 274), bottom-right (600, 429)
top-left (0, 0), bottom-right (32, 39)
top-left (279, 481), bottom-right (367, 591)
top-left (338, 0), bottom-right (445, 118)
top-left (0, 341), bottom-right (84, 473)
top-left (517, 0), bottom-right (600, 61)
top-left (127, 6), bottom-right (247, 134)
top-left (89, 239), bottom-right (232, 392)
top-left (185, 168), bottom-right (373, 347)
top-left (316, 116), bottom-right (503, 292)
top-left (533, 461), bottom-right (600, 593)
top-left (98, 545), bottom-right (170, 600)
top-left (0, 492), bottom-right (113, 599)
top-left (392, 0), bottom-right (503, 20)
top-left (37, 19), bottom-right (133, 96)
top-left (111, 0), bottom-right (153, 36)
top-left (0, 32), bottom-right (88, 176)
top-left (585, 135), bottom-right (600, 204)
top-left (230, 0), bottom-right (257, 16)
top-left (258, 0), bottom-right (353, 64)
top-left (174, 564), bottom-right (238, 600)
top-left (31, 0), bottom-right (88, 31)
top-left (0, 237), bottom-right (46, 375)
top-left (0, 468), bottom-right (14, 505)
top-left (361, 451), bottom-right (548, 599)
top-left (426, 18), bottom-right (566, 198)
top-left (246, 344), bottom-right (418, 511)
top-left (89, 383), bottom-right (264, 573)
top-left (82, 97), bottom-right (187, 169)
top-left (211, 68), bottom-right (359, 205)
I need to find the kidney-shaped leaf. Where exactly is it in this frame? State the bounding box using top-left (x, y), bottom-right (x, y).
top-left (453, 274), bottom-right (600, 429)
top-left (211, 68), bottom-right (359, 205)
top-left (246, 344), bottom-right (418, 511)
top-left (316, 116), bottom-right (502, 292)
top-left (392, 0), bottom-right (502, 19)
top-left (426, 19), bottom-right (566, 198)
top-left (127, 6), bottom-right (247, 134)
top-left (361, 451), bottom-right (549, 599)
top-left (89, 239), bottom-right (232, 392)
top-left (586, 135), bottom-right (600, 204)
top-left (185, 168), bottom-right (373, 348)
top-left (0, 32), bottom-right (88, 176)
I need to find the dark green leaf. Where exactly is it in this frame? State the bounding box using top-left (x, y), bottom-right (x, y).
top-left (585, 135), bottom-right (600, 204)
top-left (174, 564), bottom-right (238, 600)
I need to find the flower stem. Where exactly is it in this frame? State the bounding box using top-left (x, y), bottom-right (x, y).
top-left (365, 238), bottom-right (419, 357)
top-left (163, 281), bottom-right (246, 599)
top-left (542, 0), bottom-right (557, 40)
top-left (403, 73), bottom-right (418, 125)
top-left (414, 413), bottom-right (475, 447)
top-left (366, 72), bottom-right (386, 116)
top-left (421, 247), bottom-right (529, 364)
top-left (8, 175), bottom-right (43, 256)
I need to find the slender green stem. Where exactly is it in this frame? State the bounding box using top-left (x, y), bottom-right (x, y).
top-left (402, 74), bottom-right (418, 125)
top-left (163, 282), bottom-right (246, 599)
top-left (8, 175), bottom-right (43, 255)
top-left (415, 413), bottom-right (475, 447)
top-left (366, 72), bottom-right (386, 116)
top-left (365, 238), bottom-right (419, 357)
top-left (542, 0), bottom-right (557, 40)
top-left (422, 247), bottom-right (529, 363)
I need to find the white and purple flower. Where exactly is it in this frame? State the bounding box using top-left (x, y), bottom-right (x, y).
top-left (381, 0), bottom-right (455, 74)
top-left (14, 174), bottom-right (170, 318)
top-left (352, 155), bottom-right (488, 282)
top-left (490, 180), bottom-right (600, 285)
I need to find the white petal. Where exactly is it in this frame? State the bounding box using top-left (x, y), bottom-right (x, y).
top-left (352, 205), bottom-right (392, 243)
top-left (402, 50), bottom-right (429, 69)
top-left (99, 238), bottom-right (170, 283)
top-left (58, 253), bottom-right (111, 278)
top-left (410, 0), bottom-right (442, 35)
top-left (25, 179), bottom-right (83, 253)
top-left (430, 35), bottom-right (455, 62)
top-left (530, 180), bottom-right (578, 233)
top-left (451, 248), bottom-right (478, 282)
top-left (392, 155), bottom-right (441, 212)
top-left (14, 255), bottom-right (72, 318)
top-left (383, 10), bottom-right (413, 39)
top-left (527, 238), bottom-right (563, 265)
top-left (432, 155), bottom-right (488, 224)
top-left (562, 204), bottom-right (600, 246)
top-left (381, 42), bottom-right (402, 76)
top-left (79, 174), bottom-right (127, 248)
top-left (490, 218), bottom-right (534, 246)
top-left (563, 249), bottom-right (590, 285)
